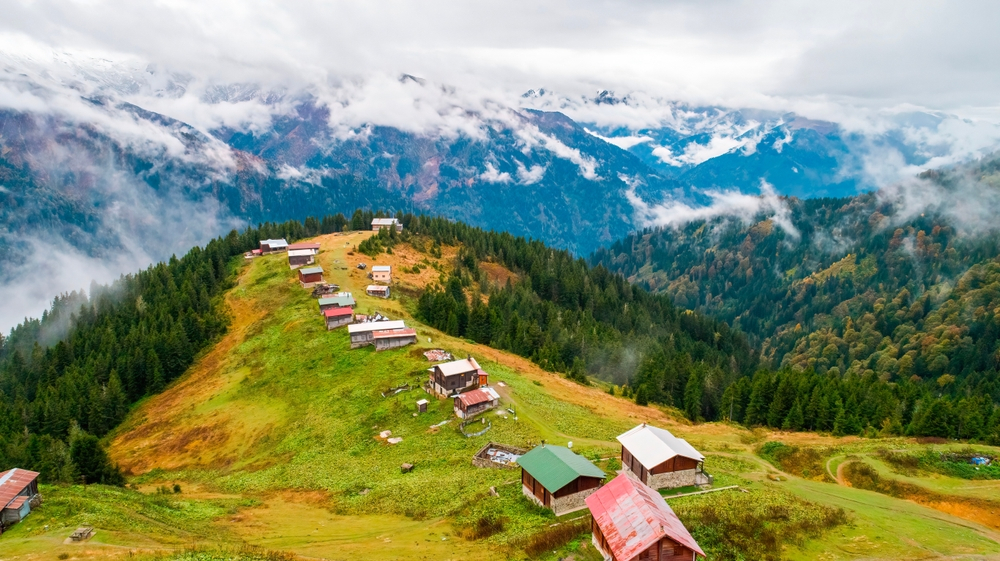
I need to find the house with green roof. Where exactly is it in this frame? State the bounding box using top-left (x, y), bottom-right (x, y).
top-left (517, 444), bottom-right (606, 515)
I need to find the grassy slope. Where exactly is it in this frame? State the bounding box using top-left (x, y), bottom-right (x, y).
top-left (3, 230), bottom-right (1000, 560)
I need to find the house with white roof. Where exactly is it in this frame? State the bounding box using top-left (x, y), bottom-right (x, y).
top-left (371, 218), bottom-right (403, 232)
top-left (348, 320), bottom-right (406, 348)
top-left (429, 357), bottom-right (485, 396)
top-left (616, 423), bottom-right (710, 490)
top-left (371, 265), bottom-right (391, 283)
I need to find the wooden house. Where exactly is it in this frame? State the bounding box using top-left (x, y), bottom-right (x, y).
top-left (586, 473), bottom-right (705, 561)
top-left (454, 387), bottom-right (500, 419)
top-left (371, 265), bottom-right (391, 283)
top-left (318, 294), bottom-right (356, 314)
top-left (371, 218), bottom-right (403, 232)
top-left (366, 285), bottom-right (390, 298)
top-left (517, 444), bottom-right (605, 516)
top-left (298, 266), bottom-right (325, 288)
top-left (373, 327), bottom-right (417, 351)
top-left (429, 357), bottom-right (484, 396)
top-left (324, 306), bottom-right (354, 330)
top-left (287, 249), bottom-right (316, 269)
top-left (287, 242), bottom-right (321, 254)
top-left (0, 469), bottom-right (40, 531)
top-left (616, 424), bottom-right (708, 490)
top-left (348, 320), bottom-right (406, 348)
top-left (260, 238), bottom-right (288, 254)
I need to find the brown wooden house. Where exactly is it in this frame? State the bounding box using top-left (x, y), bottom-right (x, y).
top-left (298, 266), bottom-right (324, 288)
top-left (429, 357), bottom-right (483, 396)
top-left (616, 424), bottom-right (709, 490)
top-left (586, 473), bottom-right (705, 561)
top-left (323, 306), bottom-right (354, 330)
top-left (260, 238), bottom-right (288, 254)
top-left (373, 328), bottom-right (417, 351)
top-left (453, 387), bottom-right (500, 418)
top-left (0, 469), bottom-right (40, 532)
top-left (517, 444), bottom-right (605, 516)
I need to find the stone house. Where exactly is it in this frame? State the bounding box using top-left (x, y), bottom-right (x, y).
top-left (616, 424), bottom-right (709, 490)
top-left (517, 444), bottom-right (605, 516)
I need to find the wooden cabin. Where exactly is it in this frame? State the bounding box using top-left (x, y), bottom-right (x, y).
top-left (287, 249), bottom-right (316, 269)
top-left (373, 328), bottom-right (417, 351)
top-left (318, 294), bottom-right (356, 314)
top-left (298, 266), bottom-right (324, 288)
top-left (260, 238), bottom-right (288, 254)
top-left (366, 285), bottom-right (390, 298)
top-left (517, 444), bottom-right (605, 516)
top-left (454, 387), bottom-right (500, 419)
top-left (586, 473), bottom-right (705, 561)
top-left (429, 357), bottom-right (483, 396)
top-left (616, 424), bottom-right (708, 490)
top-left (287, 242), bottom-right (320, 254)
top-left (371, 218), bottom-right (403, 232)
top-left (371, 265), bottom-right (391, 283)
top-left (324, 306), bottom-right (354, 330)
top-left (348, 320), bottom-right (406, 348)
top-left (0, 469), bottom-right (40, 532)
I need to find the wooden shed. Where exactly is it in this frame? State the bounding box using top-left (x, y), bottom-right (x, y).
top-left (371, 218), bottom-right (403, 232)
top-left (287, 249), bottom-right (316, 269)
top-left (617, 424), bottom-right (709, 489)
top-left (287, 242), bottom-right (321, 254)
top-left (318, 294), bottom-right (356, 314)
top-left (373, 327), bottom-right (417, 351)
top-left (0, 469), bottom-right (40, 531)
top-left (324, 306), bottom-right (354, 330)
top-left (371, 265), bottom-right (391, 283)
top-left (348, 320), bottom-right (406, 348)
top-left (586, 473), bottom-right (705, 561)
top-left (454, 387), bottom-right (500, 419)
top-left (366, 285), bottom-right (391, 298)
top-left (517, 444), bottom-right (605, 516)
top-left (298, 266), bottom-right (325, 288)
top-left (429, 357), bottom-right (483, 396)
top-left (260, 238), bottom-right (288, 254)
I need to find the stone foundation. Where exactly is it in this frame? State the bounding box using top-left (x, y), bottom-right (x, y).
top-left (522, 484), bottom-right (600, 516)
top-left (622, 467), bottom-right (698, 490)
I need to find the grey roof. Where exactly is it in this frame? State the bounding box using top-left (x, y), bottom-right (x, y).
top-left (299, 266), bottom-right (324, 275)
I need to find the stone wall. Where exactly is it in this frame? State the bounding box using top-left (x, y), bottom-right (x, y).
top-left (622, 467), bottom-right (698, 490)
top-left (523, 484), bottom-right (600, 516)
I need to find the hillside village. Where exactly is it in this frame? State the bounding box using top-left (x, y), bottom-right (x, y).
top-left (2, 220), bottom-right (999, 561)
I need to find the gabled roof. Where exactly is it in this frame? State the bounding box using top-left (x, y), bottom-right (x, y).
top-left (287, 242), bottom-right (321, 251)
top-left (366, 285), bottom-right (390, 292)
top-left (287, 249), bottom-right (315, 257)
top-left (319, 295), bottom-right (355, 308)
top-left (348, 320), bottom-right (406, 334)
top-left (586, 473), bottom-right (705, 560)
top-left (436, 357), bottom-right (481, 377)
top-left (373, 328), bottom-right (416, 339)
top-left (0, 468), bottom-right (39, 509)
top-left (616, 424), bottom-right (704, 469)
top-left (372, 265), bottom-right (391, 272)
top-left (372, 218), bottom-right (399, 226)
top-left (299, 266), bottom-right (324, 275)
top-left (261, 238), bottom-right (288, 247)
top-left (323, 307), bottom-right (353, 318)
top-left (516, 445), bottom-right (605, 493)
top-left (456, 387), bottom-right (500, 407)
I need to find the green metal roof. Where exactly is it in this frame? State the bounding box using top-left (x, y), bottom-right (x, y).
top-left (299, 266), bottom-right (324, 275)
top-left (318, 295), bottom-right (355, 307)
top-left (516, 445), bottom-right (605, 492)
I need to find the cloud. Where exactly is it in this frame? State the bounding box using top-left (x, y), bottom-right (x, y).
top-left (479, 162), bottom-right (511, 183)
top-left (516, 161), bottom-right (546, 184)
top-left (515, 124), bottom-right (599, 179)
top-left (584, 127), bottom-right (652, 150)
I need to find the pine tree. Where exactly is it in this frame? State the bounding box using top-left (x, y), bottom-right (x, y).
top-left (783, 399), bottom-right (805, 431)
top-left (684, 369), bottom-right (704, 422)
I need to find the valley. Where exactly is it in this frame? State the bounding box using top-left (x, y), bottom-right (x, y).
top-left (2, 230), bottom-right (999, 560)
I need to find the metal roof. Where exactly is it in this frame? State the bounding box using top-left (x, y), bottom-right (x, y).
top-left (318, 295), bottom-right (355, 308)
top-left (616, 424), bottom-right (704, 469)
top-left (366, 285), bottom-right (389, 292)
top-left (516, 444), bottom-right (605, 493)
top-left (299, 266), bottom-right (324, 275)
top-left (456, 387), bottom-right (500, 407)
top-left (372, 265), bottom-right (391, 272)
top-left (348, 320), bottom-right (406, 334)
top-left (435, 357), bottom-right (481, 377)
top-left (287, 249), bottom-right (315, 257)
top-left (0, 468), bottom-right (39, 509)
top-left (261, 238), bottom-right (288, 246)
top-left (373, 328), bottom-right (416, 339)
top-left (287, 242), bottom-right (321, 250)
top-left (586, 473), bottom-right (705, 560)
top-left (372, 218), bottom-right (399, 225)
top-left (323, 307), bottom-right (353, 318)
top-left (5, 496), bottom-right (27, 510)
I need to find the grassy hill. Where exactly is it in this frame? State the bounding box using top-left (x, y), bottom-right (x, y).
top-left (4, 230), bottom-right (1000, 560)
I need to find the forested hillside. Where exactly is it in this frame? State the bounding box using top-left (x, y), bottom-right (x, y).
top-left (593, 156), bottom-right (1000, 441)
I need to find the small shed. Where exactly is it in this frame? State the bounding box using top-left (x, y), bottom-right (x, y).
top-left (454, 387), bottom-right (501, 419)
top-left (0, 468), bottom-right (40, 530)
top-left (586, 473), bottom-right (705, 561)
top-left (371, 265), bottom-right (392, 283)
top-left (298, 266), bottom-right (325, 288)
top-left (260, 238), bottom-right (288, 254)
top-left (373, 328), bottom-right (418, 351)
top-left (617, 424), bottom-right (708, 489)
top-left (287, 242), bottom-right (321, 254)
top-left (517, 444), bottom-right (605, 516)
top-left (429, 357), bottom-right (483, 396)
top-left (372, 218), bottom-right (403, 232)
top-left (324, 306), bottom-right (354, 330)
top-left (416, 399), bottom-right (429, 413)
top-left (348, 320), bottom-right (406, 348)
top-left (287, 249), bottom-right (316, 269)
top-left (366, 285), bottom-right (391, 298)
top-left (318, 294), bottom-right (356, 314)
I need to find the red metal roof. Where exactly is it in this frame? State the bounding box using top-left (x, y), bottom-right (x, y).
top-left (456, 388), bottom-right (494, 407)
top-left (0, 468), bottom-right (39, 509)
top-left (373, 328), bottom-right (416, 339)
top-left (585, 473), bottom-right (705, 560)
top-left (5, 496), bottom-right (27, 510)
top-left (288, 242), bottom-right (321, 250)
top-left (323, 306), bottom-right (353, 318)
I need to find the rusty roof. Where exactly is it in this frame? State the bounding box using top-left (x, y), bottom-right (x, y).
top-left (0, 468), bottom-right (39, 509)
top-left (585, 473), bottom-right (704, 561)
top-left (373, 328), bottom-right (416, 339)
top-left (287, 242), bottom-right (321, 250)
top-left (323, 307), bottom-right (353, 318)
top-left (455, 388), bottom-right (497, 407)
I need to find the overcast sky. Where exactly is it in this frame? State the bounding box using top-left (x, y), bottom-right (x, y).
top-left (2, 0), bottom-right (999, 117)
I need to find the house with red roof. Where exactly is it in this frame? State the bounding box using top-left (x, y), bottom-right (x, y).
top-left (453, 387), bottom-right (500, 418)
top-left (0, 468), bottom-right (41, 531)
top-left (586, 473), bottom-right (705, 561)
top-left (373, 327), bottom-right (417, 351)
top-left (323, 306), bottom-right (354, 330)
